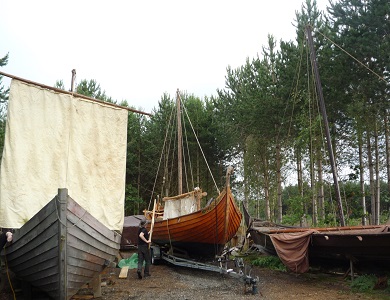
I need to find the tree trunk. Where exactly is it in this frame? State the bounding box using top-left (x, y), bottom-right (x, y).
top-left (358, 130), bottom-right (367, 225)
top-left (296, 148), bottom-right (303, 197)
top-left (310, 142), bottom-right (317, 226)
top-left (367, 132), bottom-right (376, 225)
top-left (374, 122), bottom-right (380, 225)
top-left (385, 113), bottom-right (390, 208)
top-left (243, 146), bottom-right (249, 212)
top-left (137, 141), bottom-right (141, 215)
top-left (317, 156), bottom-right (325, 222)
top-left (264, 154), bottom-right (271, 221)
top-left (276, 143), bottom-right (283, 224)
top-left (296, 148), bottom-right (306, 226)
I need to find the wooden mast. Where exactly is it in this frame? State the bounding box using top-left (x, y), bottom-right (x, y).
top-left (306, 25), bottom-right (346, 226)
top-left (70, 69), bottom-right (76, 92)
top-left (176, 89), bottom-right (183, 195)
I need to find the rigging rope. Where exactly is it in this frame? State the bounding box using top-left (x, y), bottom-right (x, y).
top-left (314, 28), bottom-right (388, 84)
top-left (181, 101), bottom-right (220, 194)
top-left (181, 109), bottom-right (195, 190)
top-left (148, 103), bottom-right (176, 210)
top-left (3, 247), bottom-right (16, 300)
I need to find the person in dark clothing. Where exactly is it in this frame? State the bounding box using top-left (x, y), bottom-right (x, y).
top-left (0, 230), bottom-right (13, 250)
top-left (137, 220), bottom-right (151, 279)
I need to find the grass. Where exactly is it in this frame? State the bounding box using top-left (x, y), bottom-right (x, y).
top-left (249, 255), bottom-right (287, 272)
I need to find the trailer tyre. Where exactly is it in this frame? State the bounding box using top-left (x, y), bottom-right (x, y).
top-left (150, 248), bottom-right (156, 265)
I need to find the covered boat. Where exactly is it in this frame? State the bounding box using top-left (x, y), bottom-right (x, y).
top-left (244, 205), bottom-right (390, 273)
top-left (120, 215), bottom-right (145, 250)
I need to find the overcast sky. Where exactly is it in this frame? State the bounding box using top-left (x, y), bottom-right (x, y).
top-left (0, 0), bottom-right (328, 114)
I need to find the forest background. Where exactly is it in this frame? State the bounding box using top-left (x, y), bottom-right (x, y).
top-left (0, 0), bottom-right (389, 228)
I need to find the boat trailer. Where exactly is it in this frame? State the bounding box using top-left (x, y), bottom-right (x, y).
top-left (150, 245), bottom-right (259, 295)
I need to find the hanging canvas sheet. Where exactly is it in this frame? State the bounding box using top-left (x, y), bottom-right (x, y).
top-left (0, 79), bottom-right (128, 231)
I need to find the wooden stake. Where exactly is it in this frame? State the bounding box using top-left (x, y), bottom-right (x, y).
top-left (149, 199), bottom-right (157, 248)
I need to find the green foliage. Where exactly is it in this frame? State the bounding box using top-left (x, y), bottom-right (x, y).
top-left (124, 184), bottom-right (144, 216)
top-left (251, 255), bottom-right (287, 272)
top-left (76, 79), bottom-right (113, 102)
top-left (350, 274), bottom-right (378, 292)
top-left (0, 52), bottom-right (9, 160)
top-left (1, 0), bottom-right (387, 228)
top-left (55, 80), bottom-right (65, 90)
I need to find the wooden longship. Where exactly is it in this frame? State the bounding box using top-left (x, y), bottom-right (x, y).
top-left (146, 168), bottom-right (242, 258)
top-left (0, 75), bottom-right (130, 299)
top-left (144, 90), bottom-right (242, 258)
top-left (2, 189), bottom-right (121, 300)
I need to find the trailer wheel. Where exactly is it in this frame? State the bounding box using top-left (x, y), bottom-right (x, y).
top-left (150, 248), bottom-right (156, 265)
top-left (150, 246), bottom-right (161, 265)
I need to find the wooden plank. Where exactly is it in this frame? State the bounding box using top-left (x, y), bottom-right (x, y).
top-left (118, 266), bottom-right (129, 279)
top-left (91, 275), bottom-right (101, 297)
top-left (70, 295), bottom-right (94, 300)
top-left (149, 199), bottom-right (157, 244)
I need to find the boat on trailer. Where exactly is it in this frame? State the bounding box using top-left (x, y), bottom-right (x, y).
top-left (145, 167), bottom-right (242, 258)
top-left (143, 90), bottom-right (242, 258)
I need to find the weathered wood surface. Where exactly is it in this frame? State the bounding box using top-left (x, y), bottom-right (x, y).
top-left (1, 188), bottom-right (121, 300)
top-left (147, 186), bottom-right (242, 257)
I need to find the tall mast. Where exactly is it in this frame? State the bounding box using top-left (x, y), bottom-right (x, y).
top-left (71, 69), bottom-right (76, 92)
top-left (306, 25), bottom-right (346, 226)
top-left (176, 89), bottom-right (183, 195)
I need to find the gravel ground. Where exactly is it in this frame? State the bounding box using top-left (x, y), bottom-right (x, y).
top-left (1, 254), bottom-right (389, 300)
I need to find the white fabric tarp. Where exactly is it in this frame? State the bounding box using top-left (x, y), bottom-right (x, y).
top-left (0, 79), bottom-right (128, 231)
top-left (163, 193), bottom-right (197, 220)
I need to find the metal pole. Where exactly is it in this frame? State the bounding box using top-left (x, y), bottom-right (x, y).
top-left (306, 25), bottom-right (346, 226)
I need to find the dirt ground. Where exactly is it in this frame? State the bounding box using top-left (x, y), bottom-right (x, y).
top-left (1, 252), bottom-right (388, 300)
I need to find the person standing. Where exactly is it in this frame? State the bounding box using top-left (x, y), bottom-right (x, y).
top-left (137, 220), bottom-right (151, 279)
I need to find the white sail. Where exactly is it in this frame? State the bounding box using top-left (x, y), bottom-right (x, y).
top-left (0, 79), bottom-right (128, 231)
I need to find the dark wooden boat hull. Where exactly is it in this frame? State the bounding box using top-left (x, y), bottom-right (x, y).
top-left (244, 203), bottom-right (390, 271)
top-left (247, 225), bottom-right (390, 268)
top-left (148, 187), bottom-right (242, 258)
top-left (1, 188), bottom-right (121, 300)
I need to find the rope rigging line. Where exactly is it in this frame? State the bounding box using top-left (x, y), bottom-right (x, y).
top-left (148, 103), bottom-right (176, 210)
top-left (181, 100), bottom-right (220, 194)
top-left (180, 111), bottom-right (190, 193)
top-left (181, 105), bottom-right (195, 190)
top-left (277, 31), bottom-right (307, 145)
top-left (313, 27), bottom-right (388, 84)
top-left (3, 247), bottom-right (16, 300)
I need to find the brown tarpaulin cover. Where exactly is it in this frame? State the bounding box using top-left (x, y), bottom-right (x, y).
top-left (270, 230), bottom-right (317, 273)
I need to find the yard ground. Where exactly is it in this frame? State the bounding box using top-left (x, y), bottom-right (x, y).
top-left (1, 251), bottom-right (388, 300)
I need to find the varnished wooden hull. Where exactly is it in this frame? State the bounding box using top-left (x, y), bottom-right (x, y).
top-left (1, 189), bottom-right (121, 300)
top-left (148, 187), bottom-right (242, 258)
